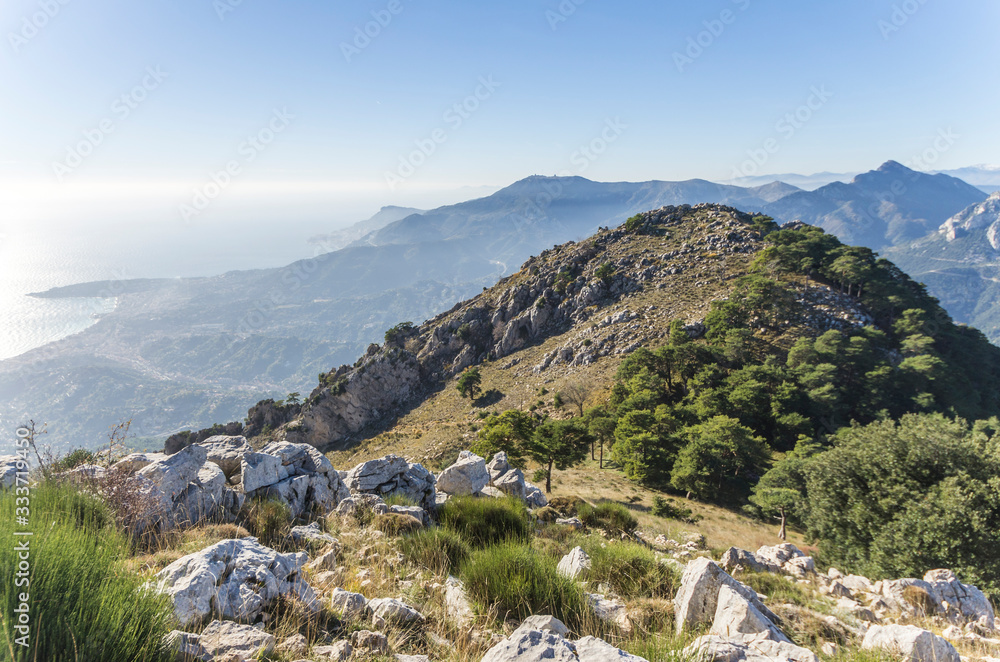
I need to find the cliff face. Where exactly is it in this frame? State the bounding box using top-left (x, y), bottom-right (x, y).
top-left (281, 204), bottom-right (769, 448)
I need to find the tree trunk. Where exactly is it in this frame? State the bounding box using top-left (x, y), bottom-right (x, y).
top-left (779, 508), bottom-right (787, 541)
top-left (599, 440), bottom-right (604, 469)
top-left (591, 439), bottom-right (596, 461)
top-left (546, 457), bottom-right (553, 493)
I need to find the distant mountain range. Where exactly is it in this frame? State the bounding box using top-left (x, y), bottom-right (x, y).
top-left (729, 164), bottom-right (1000, 195)
top-left (1, 161), bottom-right (992, 449)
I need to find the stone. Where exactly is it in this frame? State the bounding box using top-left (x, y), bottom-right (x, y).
top-left (445, 576), bottom-right (474, 628)
top-left (923, 569), bottom-right (995, 629)
top-left (136, 445), bottom-right (209, 524)
top-left (588, 593), bottom-right (631, 632)
top-left (241, 441), bottom-right (350, 517)
top-left (783, 556), bottom-right (816, 577)
top-left (557, 546), bottom-right (591, 579)
top-left (754, 543), bottom-right (804, 569)
top-left (710, 584), bottom-right (790, 643)
top-left (163, 630), bottom-right (211, 661)
top-left (0, 456), bottom-right (21, 489)
top-left (350, 630), bottom-right (389, 654)
top-left (827, 581), bottom-right (853, 599)
top-left (152, 538), bottom-right (317, 627)
top-left (436, 451), bottom-right (489, 496)
top-left (574, 636), bottom-right (649, 662)
top-left (198, 620), bottom-right (276, 659)
top-left (345, 455), bottom-right (437, 511)
top-left (196, 435), bottom-right (252, 478)
top-left (481, 629), bottom-right (578, 662)
top-left (396, 656), bottom-right (430, 662)
top-left (277, 633), bottom-right (308, 657)
top-left (112, 452), bottom-right (167, 473)
top-left (674, 557), bottom-right (779, 634)
top-left (389, 504), bottom-right (427, 525)
top-left (524, 482), bottom-right (548, 508)
top-left (290, 522), bottom-right (338, 547)
top-left (335, 493), bottom-right (389, 516)
top-left (368, 597), bottom-right (426, 628)
top-left (821, 642), bottom-right (839, 657)
top-left (240, 451), bottom-right (285, 493)
top-left (862, 624), bottom-right (960, 662)
top-left (307, 546), bottom-right (339, 572)
top-left (517, 615), bottom-right (570, 638)
top-left (684, 633), bottom-right (819, 662)
top-left (486, 452), bottom-right (512, 481)
top-left (719, 547), bottom-right (774, 574)
top-left (314, 640), bottom-right (353, 661)
top-left (556, 517), bottom-right (583, 530)
top-left (494, 468), bottom-right (527, 500)
top-left (330, 588), bottom-right (369, 620)
top-left (840, 574), bottom-right (873, 593)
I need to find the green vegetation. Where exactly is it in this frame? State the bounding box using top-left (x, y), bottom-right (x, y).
top-left (385, 321), bottom-right (415, 345)
top-left (577, 501), bottom-right (638, 535)
top-left (456, 367), bottom-right (483, 401)
top-left (0, 483), bottom-right (172, 662)
top-left (462, 542), bottom-right (588, 628)
top-left (438, 496), bottom-right (532, 548)
top-left (651, 495), bottom-right (701, 524)
top-left (594, 262), bottom-right (616, 283)
top-left (399, 527), bottom-right (471, 576)
top-left (239, 497), bottom-right (293, 549)
top-left (584, 541), bottom-right (679, 599)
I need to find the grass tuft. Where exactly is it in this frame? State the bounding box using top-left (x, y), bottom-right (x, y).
top-left (578, 501), bottom-right (638, 535)
top-left (438, 496), bottom-right (531, 548)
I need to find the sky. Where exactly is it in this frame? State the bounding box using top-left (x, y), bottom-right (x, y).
top-left (0, 0), bottom-right (998, 225)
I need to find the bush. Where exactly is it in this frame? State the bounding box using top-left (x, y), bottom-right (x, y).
top-left (585, 541), bottom-right (679, 599)
top-left (0, 482), bottom-right (173, 661)
top-left (462, 542), bottom-right (588, 628)
top-left (578, 501), bottom-right (638, 535)
top-left (548, 495), bottom-right (585, 516)
top-left (240, 497), bottom-right (292, 549)
top-left (438, 496), bottom-right (531, 548)
top-left (374, 513), bottom-right (423, 536)
top-left (50, 448), bottom-right (96, 472)
top-left (399, 527), bottom-right (470, 576)
top-left (651, 495), bottom-right (702, 524)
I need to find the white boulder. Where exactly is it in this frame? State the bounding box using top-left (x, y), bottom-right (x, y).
top-left (557, 546), bottom-right (591, 579)
top-left (862, 624), bottom-right (960, 662)
top-left (436, 451), bottom-right (489, 496)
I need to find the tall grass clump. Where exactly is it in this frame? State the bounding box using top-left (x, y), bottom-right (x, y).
top-left (578, 501), bottom-right (638, 535)
top-left (0, 482), bottom-right (173, 662)
top-left (438, 496), bottom-right (531, 548)
top-left (239, 496), bottom-right (293, 549)
top-left (585, 541), bottom-right (679, 599)
top-left (399, 527), bottom-right (471, 576)
top-left (462, 542), bottom-right (588, 628)
top-left (739, 571), bottom-right (811, 607)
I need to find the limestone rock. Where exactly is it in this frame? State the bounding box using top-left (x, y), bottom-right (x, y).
top-left (517, 615), bottom-right (570, 638)
top-left (112, 452), bottom-right (166, 474)
top-left (198, 620), bottom-right (276, 659)
top-left (163, 630), bottom-right (211, 662)
top-left (152, 538), bottom-right (317, 627)
top-left (557, 546), bottom-right (591, 579)
top-left (368, 597), bottom-right (426, 628)
top-left (277, 633), bottom-right (308, 658)
top-left (330, 588), bottom-right (368, 620)
top-left (719, 547), bottom-right (774, 574)
top-left (674, 557), bottom-right (779, 634)
top-left (486, 452), bottom-right (511, 481)
top-left (923, 569), bottom-right (995, 629)
top-left (306, 546), bottom-right (338, 572)
top-left (494, 468), bottom-right (527, 500)
top-left (588, 593), bottom-right (631, 632)
top-left (345, 455), bottom-right (437, 511)
top-left (862, 624), bottom-right (960, 662)
top-left (196, 435), bottom-right (252, 478)
top-left (556, 517), bottom-right (583, 530)
top-left (350, 630), bottom-right (389, 654)
top-left (290, 522), bottom-right (338, 547)
top-left (0, 456), bottom-right (21, 489)
top-left (710, 584), bottom-right (790, 643)
top-left (445, 576), bottom-right (474, 628)
top-left (481, 629), bottom-right (578, 662)
top-left (684, 633), bottom-right (819, 662)
top-left (575, 635), bottom-right (649, 661)
top-left (314, 640), bottom-right (353, 661)
top-left (524, 482), bottom-right (548, 508)
top-left (436, 451), bottom-right (489, 496)
top-left (335, 493), bottom-right (389, 516)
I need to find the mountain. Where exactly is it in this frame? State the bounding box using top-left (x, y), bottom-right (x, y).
top-left (726, 170), bottom-right (858, 190)
top-left (306, 205), bottom-right (423, 253)
top-left (885, 191), bottom-right (1000, 342)
top-left (762, 161), bottom-right (988, 249)
top-left (0, 177), bottom-right (804, 450)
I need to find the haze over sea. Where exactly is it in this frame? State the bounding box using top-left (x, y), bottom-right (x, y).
top-left (0, 186), bottom-right (485, 361)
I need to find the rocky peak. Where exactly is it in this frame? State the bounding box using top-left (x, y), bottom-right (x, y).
top-left (280, 204), bottom-right (767, 448)
top-left (939, 191), bottom-right (1000, 247)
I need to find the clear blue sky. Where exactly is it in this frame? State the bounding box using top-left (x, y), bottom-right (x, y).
top-left (1, 0), bottom-right (997, 214)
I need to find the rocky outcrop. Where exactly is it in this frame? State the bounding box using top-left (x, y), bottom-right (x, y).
top-left (164, 422), bottom-right (243, 455)
top-left (241, 440), bottom-right (350, 518)
top-left (940, 191), bottom-right (1000, 245)
top-left (135, 445), bottom-right (244, 529)
top-left (436, 451), bottom-right (489, 496)
top-left (368, 598), bottom-right (425, 628)
top-left (330, 588), bottom-right (369, 620)
top-left (720, 547), bottom-right (777, 574)
top-left (674, 557), bottom-right (779, 634)
top-left (684, 633), bottom-right (819, 662)
top-left (444, 576), bottom-right (474, 628)
top-left (173, 620), bottom-right (275, 660)
top-left (557, 546), bottom-right (591, 580)
top-left (710, 584), bottom-right (790, 643)
top-left (876, 570), bottom-right (996, 629)
top-left (1, 456), bottom-right (22, 489)
top-left (344, 455), bottom-right (436, 511)
top-left (152, 538), bottom-right (318, 627)
top-left (481, 627), bottom-right (649, 662)
top-left (862, 624), bottom-right (960, 662)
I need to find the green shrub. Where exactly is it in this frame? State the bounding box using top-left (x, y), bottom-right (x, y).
top-left (462, 542), bottom-right (588, 628)
top-left (578, 501), bottom-right (638, 535)
top-left (438, 496), bottom-right (531, 548)
top-left (594, 262), bottom-right (616, 283)
top-left (399, 527), bottom-right (470, 576)
top-left (585, 542), bottom-right (679, 599)
top-left (651, 495), bottom-right (702, 524)
top-left (50, 448), bottom-right (96, 472)
top-left (374, 513), bottom-right (423, 536)
top-left (240, 497), bottom-right (292, 549)
top-left (0, 482), bottom-right (173, 661)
